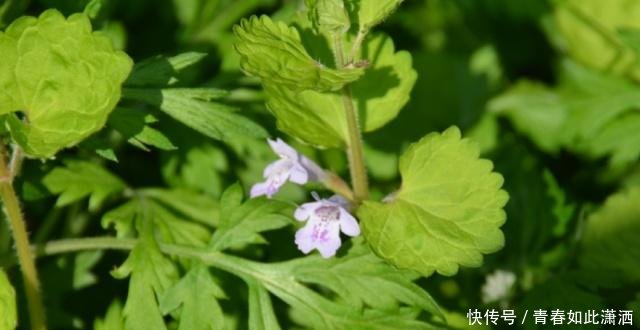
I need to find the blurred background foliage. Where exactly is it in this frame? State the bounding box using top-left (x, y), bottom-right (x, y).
top-left (1, 0), bottom-right (640, 328)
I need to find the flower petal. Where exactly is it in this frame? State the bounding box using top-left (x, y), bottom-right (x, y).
top-left (263, 159), bottom-right (291, 178)
top-left (338, 209), bottom-right (360, 237)
top-left (289, 164), bottom-right (309, 184)
top-left (316, 224), bottom-right (342, 258)
top-left (294, 201), bottom-right (321, 221)
top-left (268, 138), bottom-right (298, 160)
top-left (250, 182), bottom-right (270, 198)
top-left (300, 156), bottom-right (325, 181)
top-left (294, 222), bottom-right (317, 254)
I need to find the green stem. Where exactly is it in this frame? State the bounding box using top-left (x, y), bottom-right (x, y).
top-left (333, 34), bottom-right (369, 203)
top-left (1, 236), bottom-right (262, 282)
top-left (0, 145), bottom-right (46, 330)
top-left (37, 237), bottom-right (136, 256)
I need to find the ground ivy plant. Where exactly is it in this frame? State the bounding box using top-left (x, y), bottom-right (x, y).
top-left (0, 1), bottom-right (509, 329)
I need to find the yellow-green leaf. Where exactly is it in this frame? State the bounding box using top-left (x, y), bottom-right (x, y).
top-left (346, 0), bottom-right (404, 33)
top-left (0, 269), bottom-right (17, 330)
top-left (234, 15), bottom-right (364, 92)
top-left (358, 127), bottom-right (508, 277)
top-left (0, 9), bottom-right (132, 158)
top-left (554, 0), bottom-right (640, 80)
top-left (265, 33), bottom-right (416, 147)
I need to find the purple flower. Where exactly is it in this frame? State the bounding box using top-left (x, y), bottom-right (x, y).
top-left (251, 138), bottom-right (323, 198)
top-left (294, 193), bottom-right (360, 258)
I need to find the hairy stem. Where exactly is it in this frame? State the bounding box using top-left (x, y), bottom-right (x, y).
top-left (0, 144), bottom-right (46, 330)
top-left (333, 34), bottom-right (369, 203)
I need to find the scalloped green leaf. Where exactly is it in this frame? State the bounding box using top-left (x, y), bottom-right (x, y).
top-left (579, 187), bottom-right (640, 282)
top-left (358, 127), bottom-right (508, 277)
top-left (306, 0), bottom-right (351, 33)
top-left (0, 9), bottom-right (132, 158)
top-left (346, 0), bottom-right (404, 33)
top-left (264, 33), bottom-right (416, 147)
top-left (233, 15), bottom-right (364, 92)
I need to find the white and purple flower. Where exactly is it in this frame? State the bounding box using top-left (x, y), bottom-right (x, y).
top-left (251, 138), bottom-right (323, 198)
top-left (294, 193), bottom-right (360, 258)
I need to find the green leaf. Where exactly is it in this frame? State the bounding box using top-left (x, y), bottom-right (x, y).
top-left (559, 62), bottom-right (640, 172)
top-left (112, 239), bottom-right (178, 330)
top-left (110, 207), bottom-right (179, 330)
top-left (80, 135), bottom-right (119, 162)
top-left (94, 300), bottom-right (125, 330)
top-left (0, 269), bottom-right (17, 330)
top-left (201, 247), bottom-right (444, 329)
top-left (108, 107), bottom-right (177, 151)
top-left (559, 61), bottom-right (640, 149)
top-left (123, 87), bottom-right (268, 141)
top-left (43, 160), bottom-right (126, 210)
top-left (364, 143), bottom-right (398, 181)
top-left (491, 62), bottom-right (640, 172)
top-left (518, 276), bottom-right (605, 330)
top-left (103, 198), bottom-right (211, 247)
top-left (125, 52), bottom-right (207, 87)
top-left (358, 127), bottom-right (508, 276)
top-left (587, 112), bottom-right (640, 171)
top-left (283, 241), bottom-right (442, 317)
top-left (160, 266), bottom-right (226, 330)
top-left (579, 187), bottom-right (640, 282)
top-left (247, 279), bottom-right (281, 330)
top-left (151, 201), bottom-right (212, 248)
top-left (233, 15), bottom-right (364, 92)
top-left (73, 251), bottom-right (104, 289)
top-left (554, 0), bottom-right (640, 80)
top-left (488, 80), bottom-right (567, 153)
top-left (346, 0), bottom-right (404, 33)
top-left (161, 144), bottom-right (229, 198)
top-left (142, 188), bottom-right (220, 227)
top-left (617, 27), bottom-right (640, 55)
top-left (209, 184), bottom-right (292, 251)
top-left (0, 9), bottom-right (132, 158)
top-left (306, 0), bottom-right (351, 33)
top-left (102, 199), bottom-right (137, 238)
top-left (264, 33), bottom-right (416, 147)
top-left (291, 305), bottom-right (443, 330)
top-left (240, 258), bottom-right (444, 329)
